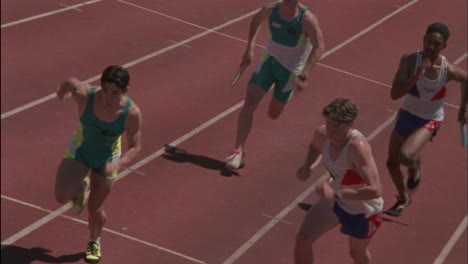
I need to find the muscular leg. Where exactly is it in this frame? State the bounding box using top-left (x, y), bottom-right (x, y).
top-left (268, 98), bottom-right (287, 120)
top-left (294, 199), bottom-right (340, 264)
top-left (87, 172), bottom-right (115, 240)
top-left (234, 84), bottom-right (268, 151)
top-left (348, 236), bottom-right (373, 264)
top-left (55, 158), bottom-right (90, 204)
top-left (400, 127), bottom-right (432, 168)
top-left (386, 131), bottom-right (407, 198)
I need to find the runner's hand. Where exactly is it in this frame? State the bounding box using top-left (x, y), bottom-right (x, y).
top-left (105, 161), bottom-right (121, 177)
top-left (317, 181), bottom-right (334, 200)
top-left (294, 74), bottom-right (309, 92)
top-left (416, 56), bottom-right (432, 79)
top-left (56, 83), bottom-right (72, 100)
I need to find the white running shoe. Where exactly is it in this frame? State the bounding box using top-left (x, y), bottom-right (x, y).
top-left (226, 150), bottom-right (245, 170)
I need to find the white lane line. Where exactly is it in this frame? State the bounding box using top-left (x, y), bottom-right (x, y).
top-left (0, 8), bottom-right (259, 120)
top-left (59, 3), bottom-right (83, 12)
top-left (222, 114), bottom-right (396, 264)
top-left (1, 194), bottom-right (207, 264)
top-left (261, 213), bottom-right (292, 225)
top-left (1, 100), bottom-right (244, 246)
top-left (117, 0), bottom-right (259, 45)
top-left (453, 52), bottom-right (467, 65)
top-left (317, 62), bottom-right (392, 88)
top-left (433, 215), bottom-right (467, 264)
top-left (122, 166), bottom-right (145, 175)
top-left (1, 0), bottom-right (102, 29)
top-left (323, 0), bottom-right (419, 57)
top-left (168, 40), bottom-right (191, 48)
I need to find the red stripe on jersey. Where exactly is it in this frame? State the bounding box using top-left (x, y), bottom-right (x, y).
top-left (341, 170), bottom-right (366, 186)
top-left (431, 86), bottom-right (446, 100)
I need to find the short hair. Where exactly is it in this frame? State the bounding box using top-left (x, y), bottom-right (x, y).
top-left (100, 65), bottom-right (130, 91)
top-left (426, 22), bottom-right (450, 42)
top-left (322, 98), bottom-right (358, 124)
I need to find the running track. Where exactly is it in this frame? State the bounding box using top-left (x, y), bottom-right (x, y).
top-left (1, 0), bottom-right (467, 263)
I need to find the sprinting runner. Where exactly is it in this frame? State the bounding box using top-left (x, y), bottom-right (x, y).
top-left (226, 0), bottom-right (325, 170)
top-left (295, 98), bottom-right (383, 264)
top-left (385, 22), bottom-right (467, 217)
top-left (55, 65), bottom-right (142, 263)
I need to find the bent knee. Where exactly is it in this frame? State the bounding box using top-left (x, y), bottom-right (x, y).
top-left (55, 194), bottom-right (69, 204)
top-left (268, 109), bottom-right (282, 120)
top-left (399, 149), bottom-right (418, 164)
top-left (55, 191), bottom-right (72, 204)
top-left (295, 231), bottom-right (317, 246)
top-left (349, 248), bottom-right (368, 262)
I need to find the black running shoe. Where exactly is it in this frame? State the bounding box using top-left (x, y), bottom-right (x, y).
top-left (384, 194), bottom-right (412, 217)
top-left (407, 162), bottom-right (421, 190)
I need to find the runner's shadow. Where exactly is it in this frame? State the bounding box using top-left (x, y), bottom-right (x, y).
top-left (382, 216), bottom-right (409, 227)
top-left (298, 203), bottom-right (409, 227)
top-left (1, 245), bottom-right (84, 264)
top-left (162, 145), bottom-right (240, 177)
top-left (298, 202), bottom-right (313, 211)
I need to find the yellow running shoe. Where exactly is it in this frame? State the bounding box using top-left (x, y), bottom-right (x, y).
top-left (72, 176), bottom-right (90, 214)
top-left (85, 240), bottom-right (101, 263)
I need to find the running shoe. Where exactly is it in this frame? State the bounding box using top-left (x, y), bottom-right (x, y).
top-left (72, 176), bottom-right (90, 214)
top-left (85, 240), bottom-right (101, 263)
top-left (225, 150), bottom-right (245, 170)
top-left (384, 193), bottom-right (412, 217)
top-left (407, 162), bottom-right (421, 190)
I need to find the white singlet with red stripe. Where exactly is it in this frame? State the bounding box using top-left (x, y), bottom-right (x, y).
top-left (322, 129), bottom-right (383, 217)
top-left (400, 51), bottom-right (448, 121)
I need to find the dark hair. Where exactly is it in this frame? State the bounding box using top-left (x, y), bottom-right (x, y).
top-left (100, 65), bottom-right (130, 91)
top-left (322, 98), bottom-right (358, 124)
top-left (426, 22), bottom-right (450, 42)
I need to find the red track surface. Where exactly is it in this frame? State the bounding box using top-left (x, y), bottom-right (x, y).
top-left (1, 0), bottom-right (466, 263)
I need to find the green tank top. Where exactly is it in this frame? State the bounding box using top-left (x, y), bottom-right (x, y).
top-left (268, 1), bottom-right (309, 47)
top-left (78, 86), bottom-right (131, 158)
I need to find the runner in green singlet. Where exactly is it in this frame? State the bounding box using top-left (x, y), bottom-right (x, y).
top-left (55, 65), bottom-right (142, 263)
top-left (226, 0), bottom-right (325, 170)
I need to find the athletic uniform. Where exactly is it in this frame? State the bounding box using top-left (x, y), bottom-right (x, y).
top-left (249, 1), bottom-right (313, 103)
top-left (322, 130), bottom-right (383, 239)
top-left (64, 86), bottom-right (131, 179)
top-left (395, 51), bottom-right (447, 140)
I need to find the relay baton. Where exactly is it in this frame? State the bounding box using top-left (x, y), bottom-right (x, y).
top-left (231, 62), bottom-right (248, 88)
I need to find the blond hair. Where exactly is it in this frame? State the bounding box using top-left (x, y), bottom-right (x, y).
top-left (322, 98), bottom-right (358, 124)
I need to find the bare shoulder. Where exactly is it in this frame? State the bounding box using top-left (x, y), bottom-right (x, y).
top-left (348, 135), bottom-right (372, 157)
top-left (395, 52), bottom-right (417, 77)
top-left (126, 100), bottom-right (142, 128)
top-left (302, 9), bottom-right (320, 28)
top-left (400, 52), bottom-right (417, 66)
top-left (65, 77), bottom-right (92, 97)
top-left (303, 9), bottom-right (318, 22)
